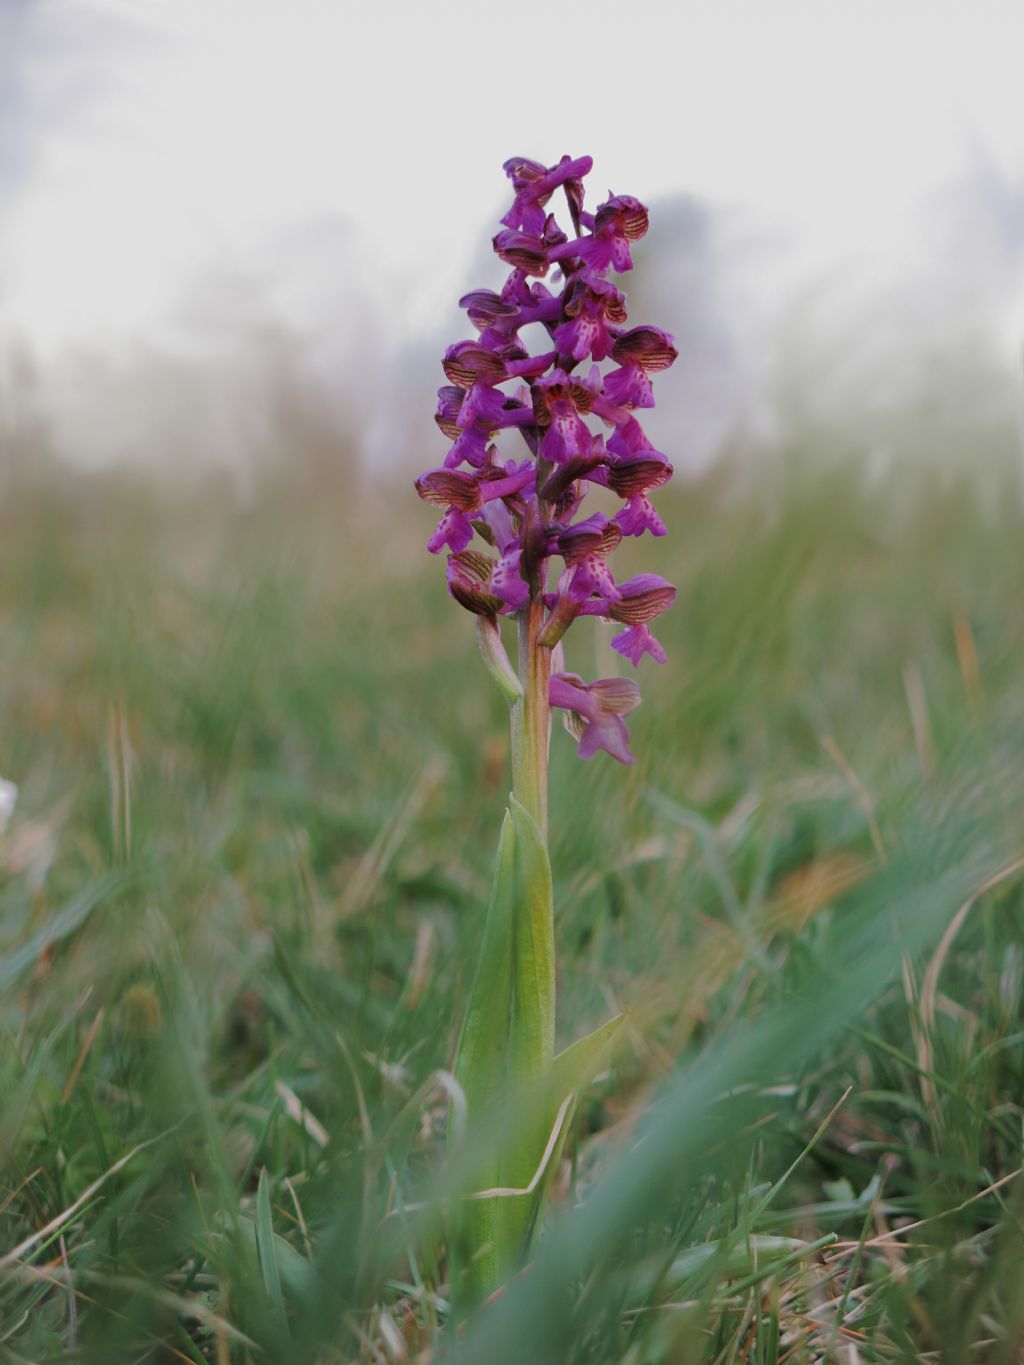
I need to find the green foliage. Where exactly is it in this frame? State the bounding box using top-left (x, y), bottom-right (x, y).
top-left (450, 796), bottom-right (626, 1307)
top-left (1, 451), bottom-right (1023, 1361)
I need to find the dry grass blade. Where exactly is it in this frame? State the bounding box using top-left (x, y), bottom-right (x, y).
top-left (0, 1129), bottom-right (175, 1271)
top-left (827, 1167), bottom-right (1024, 1253)
top-left (60, 1006), bottom-right (106, 1105)
top-left (916, 855), bottom-right (1024, 1108)
top-left (274, 1078), bottom-right (329, 1148)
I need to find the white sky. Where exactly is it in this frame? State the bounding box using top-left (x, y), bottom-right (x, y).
top-left (1, 0), bottom-right (1023, 474)
top-left (2, 0), bottom-right (1023, 355)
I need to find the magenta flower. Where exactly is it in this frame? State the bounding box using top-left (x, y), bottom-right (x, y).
top-left (554, 277), bottom-right (628, 363)
top-left (501, 154), bottom-right (594, 234)
top-left (549, 673), bottom-right (642, 764)
top-left (415, 154), bottom-right (678, 763)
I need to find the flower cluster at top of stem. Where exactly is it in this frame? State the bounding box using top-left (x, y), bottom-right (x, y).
top-left (415, 155), bottom-right (677, 763)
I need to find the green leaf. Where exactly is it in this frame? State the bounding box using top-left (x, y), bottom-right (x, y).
top-left (550, 1011), bottom-right (628, 1105)
top-left (254, 1168), bottom-right (289, 1340)
top-left (452, 810), bottom-right (517, 1132)
top-left (507, 796), bottom-right (555, 1091)
top-left (667, 1233), bottom-right (836, 1285)
top-left (224, 1213), bottom-right (321, 1300)
top-left (450, 798), bottom-right (556, 1302)
top-left (520, 1011), bottom-right (629, 1246)
top-left (450, 810), bottom-right (517, 1300)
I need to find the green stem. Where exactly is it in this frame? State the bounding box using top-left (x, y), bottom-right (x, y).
top-left (451, 593), bottom-right (555, 1309)
top-left (511, 598), bottom-right (551, 837)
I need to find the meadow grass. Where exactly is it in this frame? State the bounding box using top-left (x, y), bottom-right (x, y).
top-left (1, 444), bottom-right (1023, 1362)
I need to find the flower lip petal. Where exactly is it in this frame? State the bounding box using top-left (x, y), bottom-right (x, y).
top-left (612, 623), bottom-right (667, 665)
top-left (615, 493), bottom-right (668, 537)
top-left (429, 507), bottom-right (475, 555)
top-left (491, 544), bottom-right (530, 610)
top-left (445, 427), bottom-right (490, 469)
top-left (577, 713), bottom-right (634, 763)
top-left (603, 363), bottom-right (654, 410)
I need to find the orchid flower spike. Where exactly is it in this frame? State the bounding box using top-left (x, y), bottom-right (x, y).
top-left (416, 154), bottom-right (678, 763)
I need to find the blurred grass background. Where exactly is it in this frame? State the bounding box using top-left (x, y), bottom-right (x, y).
top-left (2, 428), bottom-right (1024, 1363)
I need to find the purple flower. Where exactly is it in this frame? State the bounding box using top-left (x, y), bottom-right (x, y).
top-left (492, 544), bottom-right (531, 610)
top-left (417, 154), bottom-right (678, 761)
top-left (554, 277), bottom-right (627, 363)
top-left (416, 460), bottom-right (535, 557)
top-left (501, 154), bottom-right (594, 234)
top-left (533, 370), bottom-right (593, 464)
top-left (549, 673), bottom-right (642, 764)
top-left (603, 327), bottom-right (679, 408)
top-left (557, 513), bottom-right (622, 604)
top-left (548, 193), bottom-right (650, 273)
top-left (574, 573), bottom-right (676, 665)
